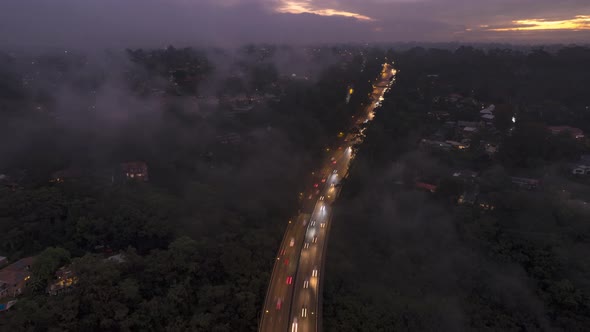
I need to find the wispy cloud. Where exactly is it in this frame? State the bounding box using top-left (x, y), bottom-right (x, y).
top-left (487, 15), bottom-right (590, 31)
top-left (276, 0), bottom-right (374, 21)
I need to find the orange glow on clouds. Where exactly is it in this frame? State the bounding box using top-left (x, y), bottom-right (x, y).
top-left (277, 1), bottom-right (373, 21)
top-left (489, 15), bottom-right (590, 31)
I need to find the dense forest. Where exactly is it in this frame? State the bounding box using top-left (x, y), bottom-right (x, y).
top-left (0, 45), bottom-right (380, 330)
top-left (324, 46), bottom-right (590, 331)
top-left (1, 44), bottom-right (590, 331)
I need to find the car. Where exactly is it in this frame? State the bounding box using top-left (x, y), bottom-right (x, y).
top-left (313, 183), bottom-right (319, 188)
top-left (280, 248), bottom-right (286, 256)
top-left (290, 237), bottom-right (295, 247)
top-left (301, 305), bottom-right (308, 318)
top-left (310, 220), bottom-right (316, 226)
top-left (333, 169), bottom-right (338, 174)
top-left (320, 222), bottom-right (326, 228)
top-left (330, 183), bottom-right (335, 187)
top-left (321, 178), bottom-right (326, 183)
top-left (292, 318), bottom-right (298, 332)
top-left (304, 242), bottom-right (310, 249)
top-left (312, 267), bottom-right (318, 277)
top-left (303, 219), bottom-right (308, 226)
top-left (276, 297), bottom-right (283, 310)
top-left (303, 279), bottom-right (310, 289)
top-left (286, 276), bottom-right (293, 285)
top-left (319, 195), bottom-right (324, 200)
top-left (284, 258), bottom-right (289, 266)
top-left (332, 160), bottom-right (337, 164)
top-left (312, 235), bottom-right (318, 243)
top-left (320, 205), bottom-right (325, 211)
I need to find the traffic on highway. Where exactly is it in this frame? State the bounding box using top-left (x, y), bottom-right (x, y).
top-left (260, 62), bottom-right (396, 332)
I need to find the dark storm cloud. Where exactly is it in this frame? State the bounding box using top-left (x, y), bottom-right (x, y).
top-left (1, 0), bottom-right (589, 48)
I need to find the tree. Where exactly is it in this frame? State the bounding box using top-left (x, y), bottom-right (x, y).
top-left (31, 247), bottom-right (71, 292)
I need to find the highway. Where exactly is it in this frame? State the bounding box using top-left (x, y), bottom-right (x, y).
top-left (260, 63), bottom-right (396, 332)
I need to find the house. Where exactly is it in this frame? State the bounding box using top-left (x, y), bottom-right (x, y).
top-left (197, 96), bottom-right (220, 108)
top-left (216, 133), bottom-right (242, 145)
top-left (0, 300), bottom-right (17, 312)
top-left (50, 168), bottom-right (85, 183)
top-left (457, 121), bottom-right (479, 128)
top-left (477, 194), bottom-right (496, 211)
top-left (481, 114), bottom-right (495, 122)
top-left (106, 253), bottom-right (126, 264)
top-left (480, 104), bottom-right (495, 114)
top-left (444, 121), bottom-right (457, 128)
top-left (483, 142), bottom-right (498, 155)
top-left (421, 139), bottom-right (452, 151)
top-left (120, 162), bottom-right (149, 182)
top-left (0, 174), bottom-right (20, 191)
top-left (510, 177), bottom-right (541, 190)
top-left (547, 126), bottom-right (585, 139)
top-left (0, 257), bottom-right (34, 299)
top-left (47, 266), bottom-right (77, 295)
top-left (453, 170), bottom-right (478, 180)
top-left (447, 93), bottom-right (463, 103)
top-left (415, 182), bottom-right (437, 193)
top-left (572, 165), bottom-right (590, 176)
top-left (463, 126), bottom-right (478, 134)
top-left (458, 185), bottom-right (479, 205)
top-left (427, 111), bottom-right (450, 120)
top-left (445, 140), bottom-right (469, 150)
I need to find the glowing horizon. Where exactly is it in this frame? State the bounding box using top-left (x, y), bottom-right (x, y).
top-left (489, 15), bottom-right (590, 32)
top-left (276, 0), bottom-right (374, 21)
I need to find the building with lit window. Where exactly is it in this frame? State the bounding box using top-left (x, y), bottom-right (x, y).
top-left (120, 161), bottom-right (149, 182)
top-left (0, 257), bottom-right (34, 299)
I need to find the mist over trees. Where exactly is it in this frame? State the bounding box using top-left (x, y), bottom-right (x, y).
top-left (0, 44), bottom-right (382, 330)
top-left (324, 46), bottom-right (590, 331)
top-left (1, 44), bottom-right (590, 331)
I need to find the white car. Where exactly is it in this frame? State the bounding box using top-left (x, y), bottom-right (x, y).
top-left (290, 237), bottom-right (295, 247)
top-left (320, 222), bottom-right (326, 228)
top-left (301, 305), bottom-right (308, 318)
top-left (312, 235), bottom-right (318, 243)
top-left (310, 220), bottom-right (316, 226)
top-left (333, 169), bottom-right (338, 174)
top-left (304, 242), bottom-right (310, 249)
top-left (292, 318), bottom-right (298, 332)
top-left (303, 279), bottom-right (310, 289)
top-left (319, 196), bottom-right (324, 200)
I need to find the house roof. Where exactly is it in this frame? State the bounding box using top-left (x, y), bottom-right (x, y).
top-left (0, 257), bottom-right (34, 285)
top-left (415, 182), bottom-right (437, 192)
top-left (51, 168), bottom-right (85, 179)
top-left (453, 170), bottom-right (478, 178)
top-left (511, 177), bottom-right (540, 185)
top-left (121, 161), bottom-right (148, 172)
top-left (547, 126), bottom-right (584, 138)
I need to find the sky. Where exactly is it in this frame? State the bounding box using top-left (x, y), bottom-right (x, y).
top-left (1, 0), bottom-right (589, 49)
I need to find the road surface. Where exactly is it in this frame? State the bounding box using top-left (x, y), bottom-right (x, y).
top-left (260, 63), bottom-right (396, 332)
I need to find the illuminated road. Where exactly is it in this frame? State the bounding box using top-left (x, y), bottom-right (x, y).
top-left (260, 63), bottom-right (396, 332)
